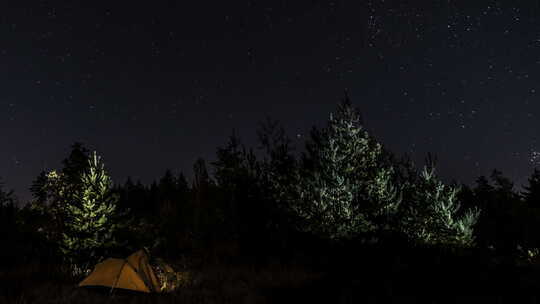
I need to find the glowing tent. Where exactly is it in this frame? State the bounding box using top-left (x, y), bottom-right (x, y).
top-left (78, 250), bottom-right (161, 293)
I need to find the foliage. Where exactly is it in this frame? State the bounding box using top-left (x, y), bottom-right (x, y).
top-left (212, 131), bottom-right (260, 239)
top-left (29, 143), bottom-right (92, 247)
top-left (212, 128), bottom-right (295, 255)
top-left (0, 177), bottom-right (16, 208)
top-left (0, 178), bottom-right (17, 247)
top-left (256, 118), bottom-right (304, 252)
top-left (522, 168), bottom-right (540, 207)
top-left (291, 97), bottom-right (401, 241)
top-left (399, 159), bottom-right (480, 248)
top-left (257, 117), bottom-right (300, 209)
top-left (29, 170), bottom-right (72, 247)
top-left (60, 151), bottom-right (126, 268)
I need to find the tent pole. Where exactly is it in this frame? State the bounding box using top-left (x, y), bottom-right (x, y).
top-left (111, 259), bottom-right (127, 294)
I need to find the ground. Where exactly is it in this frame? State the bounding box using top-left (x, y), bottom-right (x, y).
top-left (2, 248), bottom-right (540, 303)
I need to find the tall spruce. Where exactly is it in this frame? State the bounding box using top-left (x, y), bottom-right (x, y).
top-left (61, 151), bottom-right (124, 268)
top-left (30, 170), bottom-right (71, 246)
top-left (294, 96), bottom-right (401, 241)
top-left (257, 118), bottom-right (301, 250)
top-left (522, 168), bottom-right (540, 206)
top-left (30, 143), bottom-right (92, 247)
top-left (213, 131), bottom-right (267, 247)
top-left (257, 118), bottom-right (300, 211)
top-left (400, 157), bottom-right (480, 247)
top-left (0, 178), bottom-right (16, 234)
top-left (29, 170), bottom-right (48, 205)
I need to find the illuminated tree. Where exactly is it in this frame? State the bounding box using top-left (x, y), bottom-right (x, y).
top-left (400, 161), bottom-right (480, 247)
top-left (29, 143), bottom-right (92, 247)
top-left (29, 170), bottom-right (71, 246)
top-left (61, 151), bottom-right (124, 268)
top-left (293, 97), bottom-right (401, 240)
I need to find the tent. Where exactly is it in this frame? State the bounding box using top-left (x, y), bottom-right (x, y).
top-left (78, 250), bottom-right (161, 293)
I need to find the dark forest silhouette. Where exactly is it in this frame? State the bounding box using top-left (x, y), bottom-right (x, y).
top-left (2, 98), bottom-right (540, 302)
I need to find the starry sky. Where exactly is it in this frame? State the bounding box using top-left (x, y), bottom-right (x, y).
top-left (2, 1), bottom-right (540, 203)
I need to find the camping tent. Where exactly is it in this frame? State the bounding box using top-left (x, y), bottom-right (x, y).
top-left (79, 250), bottom-right (161, 293)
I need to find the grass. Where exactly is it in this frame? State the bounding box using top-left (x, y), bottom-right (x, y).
top-left (0, 255), bottom-right (324, 304)
top-left (3, 249), bottom-right (540, 303)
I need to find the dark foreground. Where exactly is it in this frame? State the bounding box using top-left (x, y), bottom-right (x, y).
top-left (2, 246), bottom-right (540, 304)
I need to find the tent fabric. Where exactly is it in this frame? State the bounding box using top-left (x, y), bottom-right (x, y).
top-left (78, 250), bottom-right (161, 293)
top-left (126, 250), bottom-right (161, 292)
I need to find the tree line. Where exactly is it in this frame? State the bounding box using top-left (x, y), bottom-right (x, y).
top-left (1, 96), bottom-right (539, 271)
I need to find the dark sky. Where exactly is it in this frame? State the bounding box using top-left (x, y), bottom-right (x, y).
top-left (2, 1), bottom-right (540, 202)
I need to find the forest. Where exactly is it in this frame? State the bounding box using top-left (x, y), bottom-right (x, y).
top-left (2, 98), bottom-right (540, 303)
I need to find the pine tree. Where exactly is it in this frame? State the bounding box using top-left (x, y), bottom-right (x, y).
top-left (61, 151), bottom-right (124, 269)
top-left (29, 143), bottom-right (92, 248)
top-left (0, 178), bottom-right (15, 207)
top-left (257, 118), bottom-right (299, 211)
top-left (29, 170), bottom-right (48, 205)
top-left (29, 170), bottom-right (71, 246)
top-left (293, 97), bottom-right (401, 241)
top-left (158, 169), bottom-right (178, 216)
top-left (60, 142), bottom-right (91, 205)
top-left (400, 161), bottom-right (480, 248)
top-left (522, 169), bottom-right (540, 206)
top-left (0, 178), bottom-right (16, 233)
top-left (256, 118), bottom-right (301, 251)
top-left (489, 169), bottom-right (520, 254)
top-left (472, 175), bottom-right (496, 248)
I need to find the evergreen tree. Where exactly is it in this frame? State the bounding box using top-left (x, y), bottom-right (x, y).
top-left (29, 170), bottom-right (48, 205)
top-left (116, 177), bottom-right (135, 212)
top-left (158, 169), bottom-right (178, 216)
top-left (293, 97), bottom-right (401, 241)
top-left (60, 142), bottom-right (91, 204)
top-left (177, 172), bottom-right (189, 193)
top-left (256, 118), bottom-right (301, 252)
top-left (0, 178), bottom-right (20, 267)
top-left (523, 169), bottom-right (540, 206)
top-left (489, 169), bottom-right (521, 254)
top-left (0, 178), bottom-right (16, 233)
top-left (522, 168), bottom-right (540, 206)
top-left (60, 151), bottom-right (124, 269)
top-left (213, 131), bottom-right (268, 250)
top-left (471, 175), bottom-right (496, 248)
top-left (29, 143), bottom-right (92, 247)
top-left (30, 170), bottom-right (71, 246)
top-left (456, 183), bottom-right (477, 217)
top-left (61, 142), bottom-right (91, 181)
top-left (257, 118), bottom-right (300, 212)
top-left (0, 178), bottom-right (15, 207)
top-left (400, 158), bottom-right (480, 248)
top-left (191, 158), bottom-right (218, 237)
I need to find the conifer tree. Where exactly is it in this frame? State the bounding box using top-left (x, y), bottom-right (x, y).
top-left (29, 143), bottom-right (92, 248)
top-left (489, 170), bottom-right (520, 253)
top-left (293, 96), bottom-right (401, 241)
top-left (256, 118), bottom-right (301, 251)
top-left (257, 118), bottom-right (299, 211)
top-left (61, 151), bottom-right (124, 269)
top-left (0, 178), bottom-right (16, 232)
top-left (400, 160), bottom-right (480, 247)
top-left (0, 178), bottom-right (15, 207)
top-left (30, 170), bottom-right (71, 246)
top-left (29, 170), bottom-right (48, 205)
top-left (522, 168), bottom-right (540, 206)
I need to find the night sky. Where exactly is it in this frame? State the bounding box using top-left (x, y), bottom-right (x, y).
top-left (2, 1), bottom-right (540, 203)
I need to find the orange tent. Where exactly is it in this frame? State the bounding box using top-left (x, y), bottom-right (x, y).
top-left (79, 250), bottom-right (161, 293)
